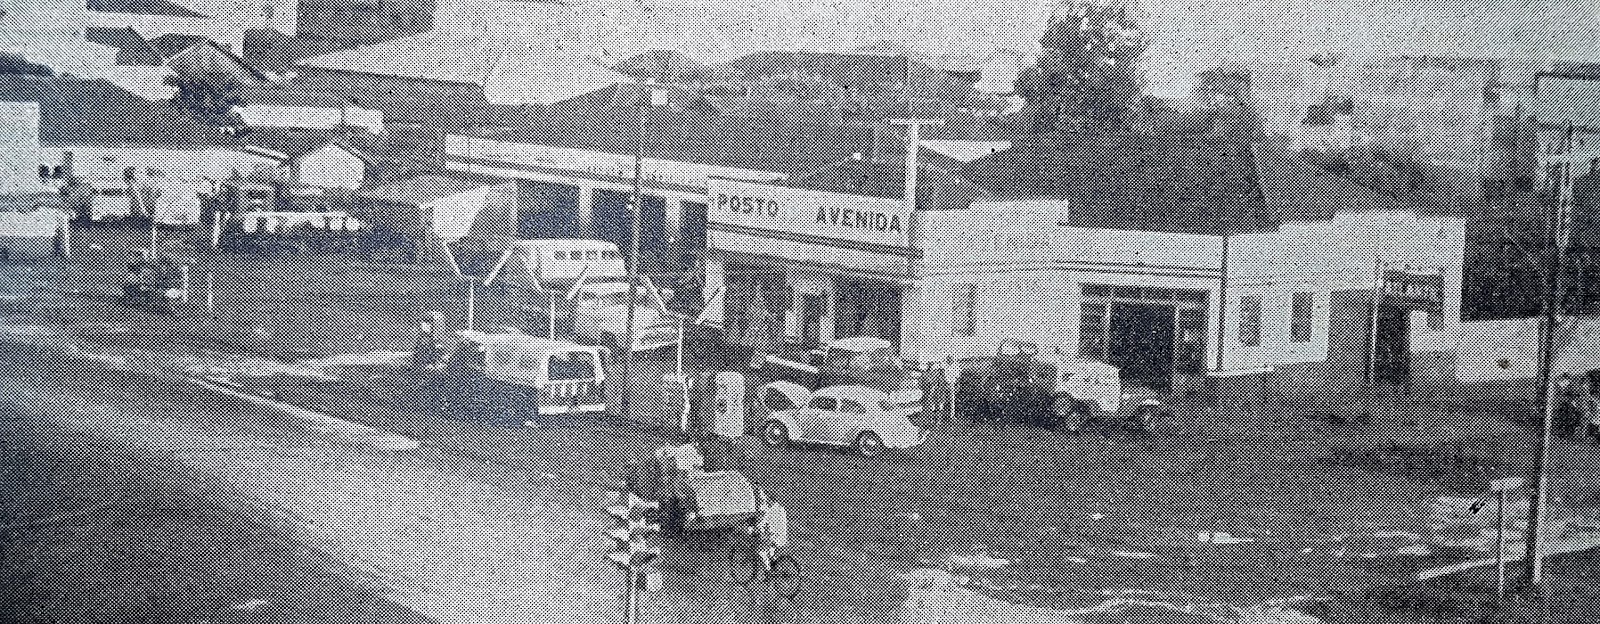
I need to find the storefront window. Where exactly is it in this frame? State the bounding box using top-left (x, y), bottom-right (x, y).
top-left (1239, 295), bottom-right (1262, 347)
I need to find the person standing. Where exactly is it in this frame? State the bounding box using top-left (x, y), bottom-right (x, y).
top-left (412, 311), bottom-right (445, 371)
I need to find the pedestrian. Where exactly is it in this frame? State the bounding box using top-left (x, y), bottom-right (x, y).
top-left (941, 355), bottom-right (960, 429)
top-left (412, 311), bottom-right (445, 371)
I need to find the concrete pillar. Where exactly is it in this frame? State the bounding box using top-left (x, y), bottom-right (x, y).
top-left (577, 185), bottom-right (594, 238)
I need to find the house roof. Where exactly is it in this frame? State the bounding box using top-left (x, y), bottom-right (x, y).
top-left (611, 49), bottom-right (703, 82)
top-left (84, 27), bottom-right (163, 66)
top-left (0, 75), bottom-right (225, 147)
top-left (166, 38), bottom-right (272, 85)
top-left (149, 33), bottom-right (212, 59)
top-left (357, 172), bottom-right (501, 206)
top-left (961, 132), bottom-right (1275, 236)
top-left (781, 148), bottom-right (992, 210)
top-left (87, 0), bottom-right (209, 18)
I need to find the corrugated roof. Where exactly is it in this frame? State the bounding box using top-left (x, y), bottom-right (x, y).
top-left (88, 0), bottom-right (209, 18)
top-left (358, 172), bottom-right (499, 206)
top-left (961, 132), bottom-right (1274, 236)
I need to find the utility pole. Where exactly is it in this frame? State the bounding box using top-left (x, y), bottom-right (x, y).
top-left (1525, 122), bottom-right (1587, 590)
top-left (620, 78), bottom-right (652, 417)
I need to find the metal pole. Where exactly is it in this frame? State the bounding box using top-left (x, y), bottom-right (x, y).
top-left (621, 80), bottom-right (649, 417)
top-left (676, 315), bottom-right (688, 433)
top-left (179, 265), bottom-right (189, 304)
top-left (467, 280), bottom-right (476, 332)
top-left (1365, 257), bottom-right (1384, 421)
top-left (1526, 122), bottom-right (1576, 590)
top-left (205, 271), bottom-right (215, 316)
top-left (1497, 489), bottom-right (1509, 601)
top-left (624, 567), bottom-right (638, 624)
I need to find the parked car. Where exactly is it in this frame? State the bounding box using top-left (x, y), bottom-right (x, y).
top-left (757, 383), bottom-right (927, 457)
top-left (569, 280), bottom-right (680, 352)
top-left (956, 340), bottom-right (1171, 432)
top-left (424, 329), bottom-right (609, 423)
top-left (754, 336), bottom-right (923, 416)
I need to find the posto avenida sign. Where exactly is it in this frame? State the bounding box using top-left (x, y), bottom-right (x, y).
top-left (709, 178), bottom-right (912, 250)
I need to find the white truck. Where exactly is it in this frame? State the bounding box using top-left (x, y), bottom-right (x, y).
top-left (483, 239), bottom-right (679, 352)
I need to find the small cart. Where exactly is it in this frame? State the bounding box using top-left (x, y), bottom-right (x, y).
top-left (631, 444), bottom-right (759, 534)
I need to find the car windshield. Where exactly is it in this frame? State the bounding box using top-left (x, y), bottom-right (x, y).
top-left (834, 346), bottom-right (904, 372)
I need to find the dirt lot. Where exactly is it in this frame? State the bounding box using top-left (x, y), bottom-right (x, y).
top-left (0, 345), bottom-right (429, 624)
top-left (7, 224), bottom-right (1600, 623)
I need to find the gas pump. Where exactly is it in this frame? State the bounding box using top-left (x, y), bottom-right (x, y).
top-left (714, 371), bottom-right (746, 438)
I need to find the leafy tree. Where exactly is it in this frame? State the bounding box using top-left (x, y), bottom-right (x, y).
top-left (1014, 0), bottom-right (1148, 133)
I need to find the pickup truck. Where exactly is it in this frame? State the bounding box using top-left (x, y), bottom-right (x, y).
top-left (751, 336), bottom-right (923, 418)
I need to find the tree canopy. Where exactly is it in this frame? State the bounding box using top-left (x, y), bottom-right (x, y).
top-left (1014, 0), bottom-right (1148, 133)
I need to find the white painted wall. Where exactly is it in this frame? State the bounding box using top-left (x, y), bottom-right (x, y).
top-left (293, 143), bottom-right (364, 189)
top-left (1225, 210), bottom-right (1466, 373)
top-left (39, 145), bottom-right (276, 188)
top-left (0, 103), bottom-right (42, 195)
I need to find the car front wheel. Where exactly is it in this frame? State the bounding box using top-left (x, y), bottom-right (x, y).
top-left (762, 421), bottom-right (790, 447)
top-left (854, 431), bottom-right (884, 458)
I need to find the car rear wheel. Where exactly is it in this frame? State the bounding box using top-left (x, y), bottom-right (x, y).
top-left (854, 431), bottom-right (884, 458)
top-left (762, 421), bottom-right (790, 447)
top-left (1054, 396), bottom-right (1088, 433)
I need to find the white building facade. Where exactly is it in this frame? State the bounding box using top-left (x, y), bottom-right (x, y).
top-left (704, 176), bottom-right (1467, 399)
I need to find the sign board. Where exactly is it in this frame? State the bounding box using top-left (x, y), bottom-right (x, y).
top-left (1490, 477), bottom-right (1526, 492)
top-left (709, 178), bottom-right (913, 251)
top-left (1382, 269), bottom-right (1444, 315)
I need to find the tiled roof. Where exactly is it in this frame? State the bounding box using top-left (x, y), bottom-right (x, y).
top-left (961, 131), bottom-right (1275, 236)
top-left (782, 149), bottom-right (992, 210)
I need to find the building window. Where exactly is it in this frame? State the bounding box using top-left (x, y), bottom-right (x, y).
top-left (951, 283), bottom-right (976, 337)
top-left (1239, 295), bottom-right (1262, 347)
top-left (1079, 302), bottom-right (1107, 361)
top-left (1290, 292), bottom-right (1313, 343)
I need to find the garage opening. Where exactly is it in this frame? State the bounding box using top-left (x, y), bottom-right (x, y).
top-left (516, 181), bottom-right (579, 238)
top-left (592, 189), bottom-right (667, 261)
top-left (1079, 284), bottom-right (1208, 394)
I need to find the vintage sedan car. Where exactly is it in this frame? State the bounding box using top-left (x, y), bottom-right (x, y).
top-left (569, 280), bottom-right (680, 352)
top-left (758, 383), bottom-right (926, 457)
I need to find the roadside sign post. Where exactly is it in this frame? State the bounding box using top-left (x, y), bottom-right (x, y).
top-left (1490, 476), bottom-right (1525, 601)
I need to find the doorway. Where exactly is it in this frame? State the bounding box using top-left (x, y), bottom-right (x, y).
top-left (1373, 308), bottom-right (1411, 384)
top-left (800, 292), bottom-right (827, 346)
top-left (1108, 303), bottom-right (1177, 393)
top-left (516, 181), bottom-right (579, 238)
